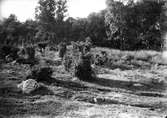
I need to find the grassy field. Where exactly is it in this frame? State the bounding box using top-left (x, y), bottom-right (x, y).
top-left (0, 47), bottom-right (167, 118)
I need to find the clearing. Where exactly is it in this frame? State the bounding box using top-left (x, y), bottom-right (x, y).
top-left (0, 47), bottom-right (167, 118)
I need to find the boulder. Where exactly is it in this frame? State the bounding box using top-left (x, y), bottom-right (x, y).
top-left (17, 79), bottom-right (39, 94)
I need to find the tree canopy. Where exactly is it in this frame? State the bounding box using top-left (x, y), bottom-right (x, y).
top-left (0, 0), bottom-right (165, 51)
top-left (105, 0), bottom-right (163, 50)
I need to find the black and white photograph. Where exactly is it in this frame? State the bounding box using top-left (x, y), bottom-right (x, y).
top-left (0, 0), bottom-right (167, 117)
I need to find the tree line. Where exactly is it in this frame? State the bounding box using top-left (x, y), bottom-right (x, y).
top-left (0, 0), bottom-right (165, 50)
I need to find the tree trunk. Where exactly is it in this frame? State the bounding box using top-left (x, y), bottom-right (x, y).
top-left (161, 1), bottom-right (167, 62)
top-left (161, 1), bottom-right (167, 50)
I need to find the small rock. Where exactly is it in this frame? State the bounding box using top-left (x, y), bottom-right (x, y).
top-left (152, 78), bottom-right (164, 85)
top-left (133, 83), bottom-right (143, 87)
top-left (72, 77), bottom-right (78, 81)
top-left (93, 98), bottom-right (97, 103)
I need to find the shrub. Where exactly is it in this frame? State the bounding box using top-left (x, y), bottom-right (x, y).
top-left (58, 42), bottom-right (67, 59)
top-left (63, 41), bottom-right (95, 81)
top-left (93, 51), bottom-right (109, 66)
top-left (16, 46), bottom-right (38, 66)
top-left (26, 46), bottom-right (35, 60)
top-left (50, 46), bottom-right (58, 51)
top-left (17, 47), bottom-right (26, 58)
top-left (16, 58), bottom-right (39, 67)
top-left (37, 42), bottom-right (48, 53)
top-left (62, 54), bottom-right (73, 72)
top-left (94, 54), bottom-right (104, 66)
top-left (84, 37), bottom-right (92, 52)
top-left (74, 53), bottom-right (95, 81)
top-left (27, 65), bottom-right (53, 82)
top-left (0, 45), bottom-right (20, 61)
top-left (151, 77), bottom-right (166, 85)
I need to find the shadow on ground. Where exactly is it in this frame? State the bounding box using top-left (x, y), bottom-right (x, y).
top-left (86, 77), bottom-right (166, 92)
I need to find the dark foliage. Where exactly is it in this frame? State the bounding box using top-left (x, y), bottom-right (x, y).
top-left (105, 0), bottom-right (164, 50)
top-left (74, 53), bottom-right (95, 81)
top-left (58, 42), bottom-right (67, 59)
top-left (26, 46), bottom-right (36, 60)
top-left (62, 54), bottom-right (73, 72)
top-left (27, 65), bottom-right (53, 82)
top-left (16, 58), bottom-right (39, 67)
top-left (0, 0), bottom-right (164, 51)
top-left (0, 45), bottom-right (19, 61)
top-left (50, 46), bottom-right (58, 51)
top-left (16, 46), bottom-right (38, 66)
top-left (94, 51), bottom-right (109, 66)
top-left (38, 42), bottom-right (48, 53)
top-left (63, 41), bottom-right (95, 81)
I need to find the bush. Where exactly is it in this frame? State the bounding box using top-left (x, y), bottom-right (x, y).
top-left (50, 46), bottom-right (58, 51)
top-left (58, 42), bottom-right (67, 59)
top-left (37, 42), bottom-right (48, 53)
top-left (62, 54), bottom-right (73, 72)
top-left (63, 41), bottom-right (95, 81)
top-left (27, 65), bottom-right (53, 82)
top-left (26, 46), bottom-right (35, 60)
top-left (0, 45), bottom-right (20, 61)
top-left (93, 51), bottom-right (109, 66)
top-left (16, 46), bottom-right (38, 66)
top-left (17, 47), bottom-right (26, 58)
top-left (74, 53), bottom-right (95, 81)
top-left (16, 58), bottom-right (39, 67)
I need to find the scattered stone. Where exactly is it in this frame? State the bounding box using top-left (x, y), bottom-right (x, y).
top-left (72, 77), bottom-right (78, 81)
top-left (133, 83), bottom-right (143, 87)
top-left (152, 77), bottom-right (165, 85)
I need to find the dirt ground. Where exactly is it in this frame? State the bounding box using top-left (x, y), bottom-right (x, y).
top-left (0, 48), bottom-right (167, 118)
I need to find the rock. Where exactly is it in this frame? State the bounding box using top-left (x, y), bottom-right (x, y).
top-left (152, 77), bottom-right (164, 85)
top-left (72, 77), bottom-right (78, 81)
top-left (17, 79), bottom-right (39, 94)
top-left (133, 83), bottom-right (143, 87)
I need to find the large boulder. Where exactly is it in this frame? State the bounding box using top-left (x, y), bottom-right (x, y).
top-left (17, 79), bottom-right (39, 94)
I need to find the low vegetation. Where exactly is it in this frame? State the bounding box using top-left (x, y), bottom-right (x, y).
top-left (62, 41), bottom-right (94, 81)
top-left (0, 45), bottom-right (20, 61)
top-left (58, 42), bottom-right (67, 59)
top-left (74, 52), bottom-right (95, 81)
top-left (27, 65), bottom-right (53, 82)
top-left (0, 0), bottom-right (166, 117)
top-left (0, 46), bottom-right (167, 118)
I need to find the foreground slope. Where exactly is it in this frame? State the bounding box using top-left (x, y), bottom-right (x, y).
top-left (0, 48), bottom-right (167, 118)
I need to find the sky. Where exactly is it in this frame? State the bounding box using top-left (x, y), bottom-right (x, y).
top-left (0, 0), bottom-right (106, 22)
